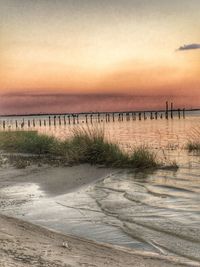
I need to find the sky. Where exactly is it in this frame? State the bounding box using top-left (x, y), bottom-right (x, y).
top-left (0, 0), bottom-right (200, 114)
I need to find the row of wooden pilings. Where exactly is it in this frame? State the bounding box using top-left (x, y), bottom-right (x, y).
top-left (0, 107), bottom-right (185, 130)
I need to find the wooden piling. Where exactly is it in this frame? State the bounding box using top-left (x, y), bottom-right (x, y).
top-left (170, 102), bottom-right (173, 119)
top-left (15, 120), bottom-right (18, 128)
top-left (112, 113), bottom-right (115, 122)
top-left (49, 116), bottom-right (51, 126)
top-left (54, 116), bottom-right (56, 126)
top-left (166, 101), bottom-right (169, 119)
top-left (33, 119), bottom-right (35, 127)
top-left (58, 116), bottom-right (61, 125)
top-left (3, 121), bottom-right (5, 129)
top-left (106, 113), bottom-right (108, 123)
top-left (108, 113), bottom-right (110, 122)
top-left (183, 108), bottom-right (185, 119)
top-left (28, 120), bottom-right (30, 127)
top-left (126, 113), bottom-right (130, 121)
top-left (90, 114), bottom-right (93, 124)
top-left (85, 114), bottom-right (88, 124)
top-left (118, 113), bottom-right (120, 121)
top-left (64, 116), bottom-right (66, 125)
top-left (139, 113), bottom-right (141, 120)
top-left (39, 119), bottom-right (42, 127)
top-left (155, 112), bottom-right (158, 120)
top-left (67, 115), bottom-right (70, 124)
top-left (21, 121), bottom-right (24, 128)
top-left (178, 109), bottom-right (181, 119)
top-left (72, 115), bottom-right (76, 124)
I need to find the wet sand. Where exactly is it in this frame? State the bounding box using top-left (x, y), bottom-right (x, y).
top-left (0, 214), bottom-right (193, 267)
top-left (0, 162), bottom-right (113, 195)
top-left (0, 161), bottom-right (199, 266)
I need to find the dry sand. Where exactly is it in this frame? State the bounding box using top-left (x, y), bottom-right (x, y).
top-left (0, 160), bottom-right (198, 267)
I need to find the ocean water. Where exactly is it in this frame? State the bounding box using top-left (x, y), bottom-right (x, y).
top-left (0, 111), bottom-right (200, 264)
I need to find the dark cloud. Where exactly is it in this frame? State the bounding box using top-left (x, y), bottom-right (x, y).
top-left (177, 43), bottom-right (200, 51)
top-left (0, 93), bottom-right (179, 115)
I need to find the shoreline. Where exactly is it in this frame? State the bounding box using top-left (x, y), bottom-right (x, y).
top-left (0, 214), bottom-right (197, 267)
top-left (0, 158), bottom-right (199, 266)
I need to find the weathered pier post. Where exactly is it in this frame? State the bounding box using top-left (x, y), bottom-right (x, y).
top-left (165, 101), bottom-right (169, 120)
top-left (21, 120), bottom-right (24, 129)
top-left (118, 113), bottom-right (121, 121)
top-left (138, 113), bottom-right (141, 120)
top-left (97, 113), bottom-right (100, 123)
top-left (150, 112), bottom-right (153, 120)
top-left (121, 113), bottom-right (124, 121)
top-left (72, 115), bottom-right (76, 124)
top-left (171, 102), bottom-right (173, 119)
top-left (183, 108), bottom-right (185, 119)
top-left (58, 116), bottom-right (61, 126)
top-left (112, 113), bottom-right (115, 122)
top-left (106, 113), bottom-right (108, 123)
top-left (3, 121), bottom-right (5, 129)
top-left (49, 116), bottom-right (51, 126)
top-left (68, 115), bottom-right (71, 124)
top-left (155, 112), bottom-right (158, 120)
top-left (178, 109), bottom-right (181, 119)
top-left (85, 114), bottom-right (88, 124)
top-left (28, 120), bottom-right (30, 127)
top-left (33, 119), bottom-right (35, 127)
top-left (77, 115), bottom-right (79, 124)
top-left (64, 116), bottom-right (66, 125)
top-left (90, 114), bottom-right (93, 124)
top-left (44, 120), bottom-right (46, 127)
top-left (39, 119), bottom-right (42, 127)
top-left (15, 120), bottom-right (18, 128)
top-left (143, 112), bottom-right (147, 120)
top-left (108, 113), bottom-right (110, 122)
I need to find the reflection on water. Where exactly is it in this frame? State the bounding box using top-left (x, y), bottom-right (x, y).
top-left (91, 162), bottom-right (200, 261)
top-left (1, 111), bottom-right (200, 150)
top-left (0, 112), bottom-right (200, 264)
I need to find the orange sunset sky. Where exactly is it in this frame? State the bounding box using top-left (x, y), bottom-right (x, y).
top-left (0, 0), bottom-right (200, 114)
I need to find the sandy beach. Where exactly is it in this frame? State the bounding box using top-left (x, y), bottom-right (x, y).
top-left (0, 160), bottom-right (199, 267)
top-left (0, 213), bottom-right (193, 267)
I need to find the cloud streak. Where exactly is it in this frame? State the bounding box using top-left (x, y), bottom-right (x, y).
top-left (177, 43), bottom-right (200, 51)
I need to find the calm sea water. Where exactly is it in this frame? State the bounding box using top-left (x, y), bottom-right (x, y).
top-left (1, 110), bottom-right (199, 149)
top-left (0, 111), bottom-right (200, 264)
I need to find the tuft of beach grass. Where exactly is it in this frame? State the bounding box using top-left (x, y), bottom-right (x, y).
top-left (186, 127), bottom-right (200, 152)
top-left (0, 131), bottom-right (58, 155)
top-left (0, 128), bottom-right (173, 169)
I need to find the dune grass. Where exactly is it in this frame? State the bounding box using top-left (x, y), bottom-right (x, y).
top-left (187, 141), bottom-right (200, 152)
top-left (186, 127), bottom-right (200, 152)
top-left (0, 129), bottom-right (160, 169)
top-left (0, 131), bottom-right (58, 155)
